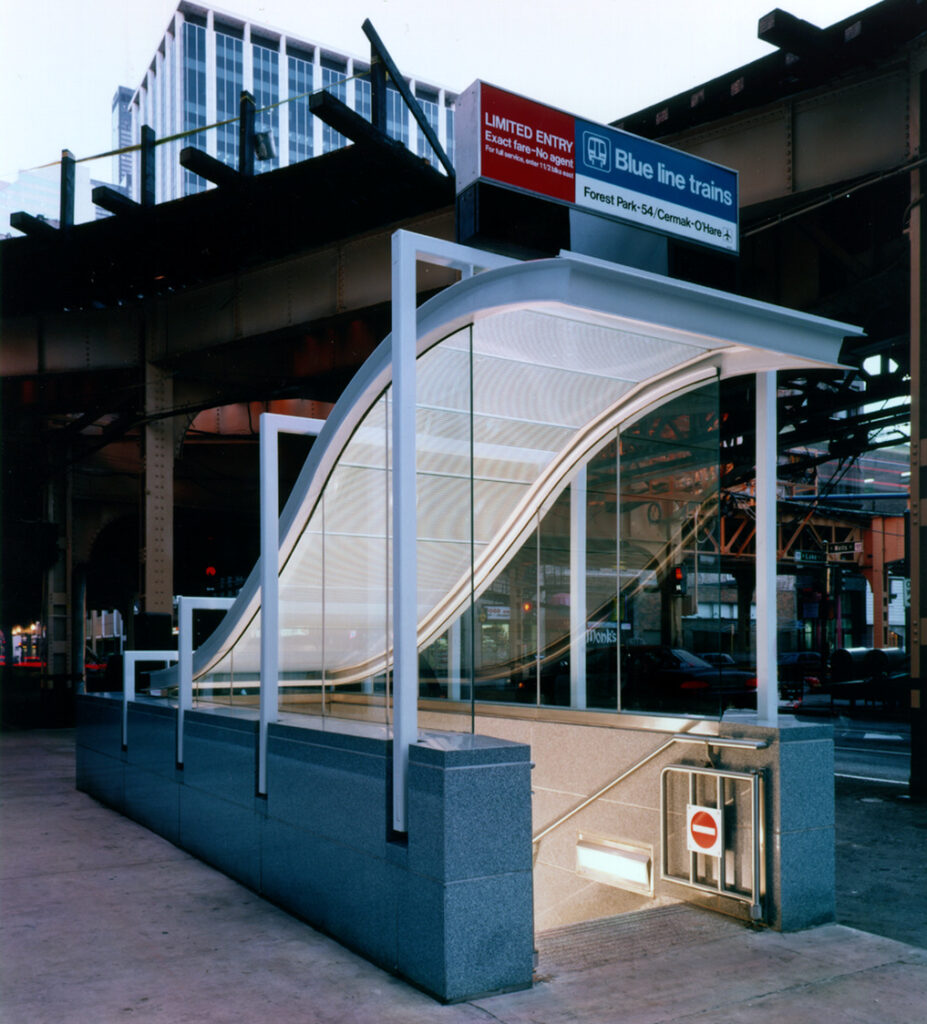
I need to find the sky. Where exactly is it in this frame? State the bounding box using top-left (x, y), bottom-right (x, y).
top-left (0, 0), bottom-right (869, 180)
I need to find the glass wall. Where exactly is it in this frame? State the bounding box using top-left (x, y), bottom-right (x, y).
top-left (182, 20), bottom-right (208, 195)
top-left (287, 51), bottom-right (314, 164)
top-left (216, 30), bottom-right (243, 169)
top-left (321, 59), bottom-right (347, 153)
top-left (194, 308), bottom-right (743, 722)
top-left (252, 41), bottom-right (280, 172)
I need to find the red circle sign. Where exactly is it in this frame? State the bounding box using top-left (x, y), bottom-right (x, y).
top-left (689, 810), bottom-right (719, 850)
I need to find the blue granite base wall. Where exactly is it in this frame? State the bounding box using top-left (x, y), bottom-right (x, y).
top-left (75, 696), bottom-right (534, 1002)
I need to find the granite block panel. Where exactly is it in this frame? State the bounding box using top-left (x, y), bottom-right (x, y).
top-left (265, 730), bottom-right (390, 856)
top-left (778, 738), bottom-right (835, 832)
top-left (408, 759), bottom-right (533, 881)
top-left (124, 762), bottom-right (180, 844)
top-left (183, 712), bottom-right (258, 806)
top-left (75, 745), bottom-right (125, 811)
top-left (261, 819), bottom-right (398, 967)
top-left (261, 817), bottom-right (327, 923)
top-left (179, 786), bottom-right (261, 890)
top-left (75, 695), bottom-right (123, 757)
top-left (397, 870), bottom-right (534, 1003)
top-left (775, 825), bottom-right (836, 931)
top-left (126, 703), bottom-right (178, 779)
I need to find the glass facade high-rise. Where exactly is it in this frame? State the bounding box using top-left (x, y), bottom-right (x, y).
top-left (129, 3), bottom-right (456, 201)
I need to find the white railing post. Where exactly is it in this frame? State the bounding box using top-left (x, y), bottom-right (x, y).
top-left (176, 595), bottom-right (235, 765)
top-left (755, 371), bottom-right (778, 725)
top-left (122, 649), bottom-right (178, 748)
top-left (258, 413), bottom-right (326, 795)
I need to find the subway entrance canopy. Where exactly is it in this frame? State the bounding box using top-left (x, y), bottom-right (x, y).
top-left (176, 231), bottom-right (860, 820)
top-left (84, 230), bottom-right (861, 1002)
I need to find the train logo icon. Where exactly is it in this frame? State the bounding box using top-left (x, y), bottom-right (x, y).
top-left (583, 131), bottom-right (611, 172)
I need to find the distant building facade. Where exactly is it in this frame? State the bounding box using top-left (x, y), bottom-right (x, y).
top-left (111, 86), bottom-right (135, 197)
top-left (128, 1), bottom-right (457, 203)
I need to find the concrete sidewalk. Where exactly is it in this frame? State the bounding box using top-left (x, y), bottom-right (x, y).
top-left (2, 729), bottom-right (925, 1024)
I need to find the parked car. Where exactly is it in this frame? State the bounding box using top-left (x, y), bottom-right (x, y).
top-left (621, 646), bottom-right (757, 714)
top-left (699, 652), bottom-right (738, 668)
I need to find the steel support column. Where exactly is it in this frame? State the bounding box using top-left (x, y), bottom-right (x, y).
top-left (143, 363), bottom-right (174, 616)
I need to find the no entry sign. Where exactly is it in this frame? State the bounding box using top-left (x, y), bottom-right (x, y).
top-left (686, 804), bottom-right (722, 858)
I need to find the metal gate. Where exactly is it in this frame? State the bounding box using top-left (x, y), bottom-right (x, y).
top-left (661, 765), bottom-right (765, 921)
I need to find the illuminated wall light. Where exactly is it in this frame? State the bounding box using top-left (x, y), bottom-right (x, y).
top-left (576, 834), bottom-right (652, 895)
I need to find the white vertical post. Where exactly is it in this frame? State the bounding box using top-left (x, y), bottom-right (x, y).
top-left (756, 371), bottom-right (778, 725)
top-left (391, 231), bottom-right (419, 833)
top-left (570, 468), bottom-right (588, 709)
top-left (176, 595), bottom-right (235, 766)
top-left (389, 231), bottom-right (517, 833)
top-left (259, 413), bottom-right (326, 795)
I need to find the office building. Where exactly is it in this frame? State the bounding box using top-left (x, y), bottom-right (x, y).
top-left (111, 86), bottom-right (134, 196)
top-left (128, 2), bottom-right (457, 202)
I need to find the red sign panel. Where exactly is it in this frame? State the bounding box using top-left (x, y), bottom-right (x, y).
top-left (478, 84), bottom-right (575, 202)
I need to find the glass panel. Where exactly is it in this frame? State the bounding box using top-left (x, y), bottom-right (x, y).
top-left (586, 438), bottom-right (620, 709)
top-left (619, 379), bottom-right (733, 717)
top-left (321, 61), bottom-right (347, 152)
top-left (216, 32), bottom-right (243, 168)
top-left (182, 21), bottom-right (208, 195)
top-left (474, 524), bottom-right (539, 704)
top-left (319, 395), bottom-right (390, 722)
top-left (415, 330), bottom-right (473, 710)
top-left (539, 488), bottom-right (571, 707)
top-left (197, 611), bottom-right (261, 707)
top-left (287, 55), bottom-right (313, 164)
top-left (253, 44), bottom-right (279, 172)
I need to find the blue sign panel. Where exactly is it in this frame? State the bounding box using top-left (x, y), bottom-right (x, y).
top-left (574, 118), bottom-right (738, 252)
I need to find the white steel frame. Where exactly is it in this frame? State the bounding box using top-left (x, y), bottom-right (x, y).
top-left (176, 595), bottom-right (235, 765)
top-left (390, 231), bottom-right (516, 832)
top-left (259, 412), bottom-right (326, 795)
top-left (122, 650), bottom-right (178, 748)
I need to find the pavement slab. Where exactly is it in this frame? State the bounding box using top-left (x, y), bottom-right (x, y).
top-left (2, 729), bottom-right (925, 1024)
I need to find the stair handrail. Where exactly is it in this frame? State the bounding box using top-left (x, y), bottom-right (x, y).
top-left (532, 733), bottom-right (768, 846)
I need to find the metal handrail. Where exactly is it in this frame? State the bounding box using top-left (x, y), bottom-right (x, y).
top-left (531, 733), bottom-right (768, 845)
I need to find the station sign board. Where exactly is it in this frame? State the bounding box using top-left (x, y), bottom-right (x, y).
top-left (456, 81), bottom-right (739, 254)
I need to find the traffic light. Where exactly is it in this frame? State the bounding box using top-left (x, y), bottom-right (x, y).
top-left (672, 565), bottom-right (687, 595)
